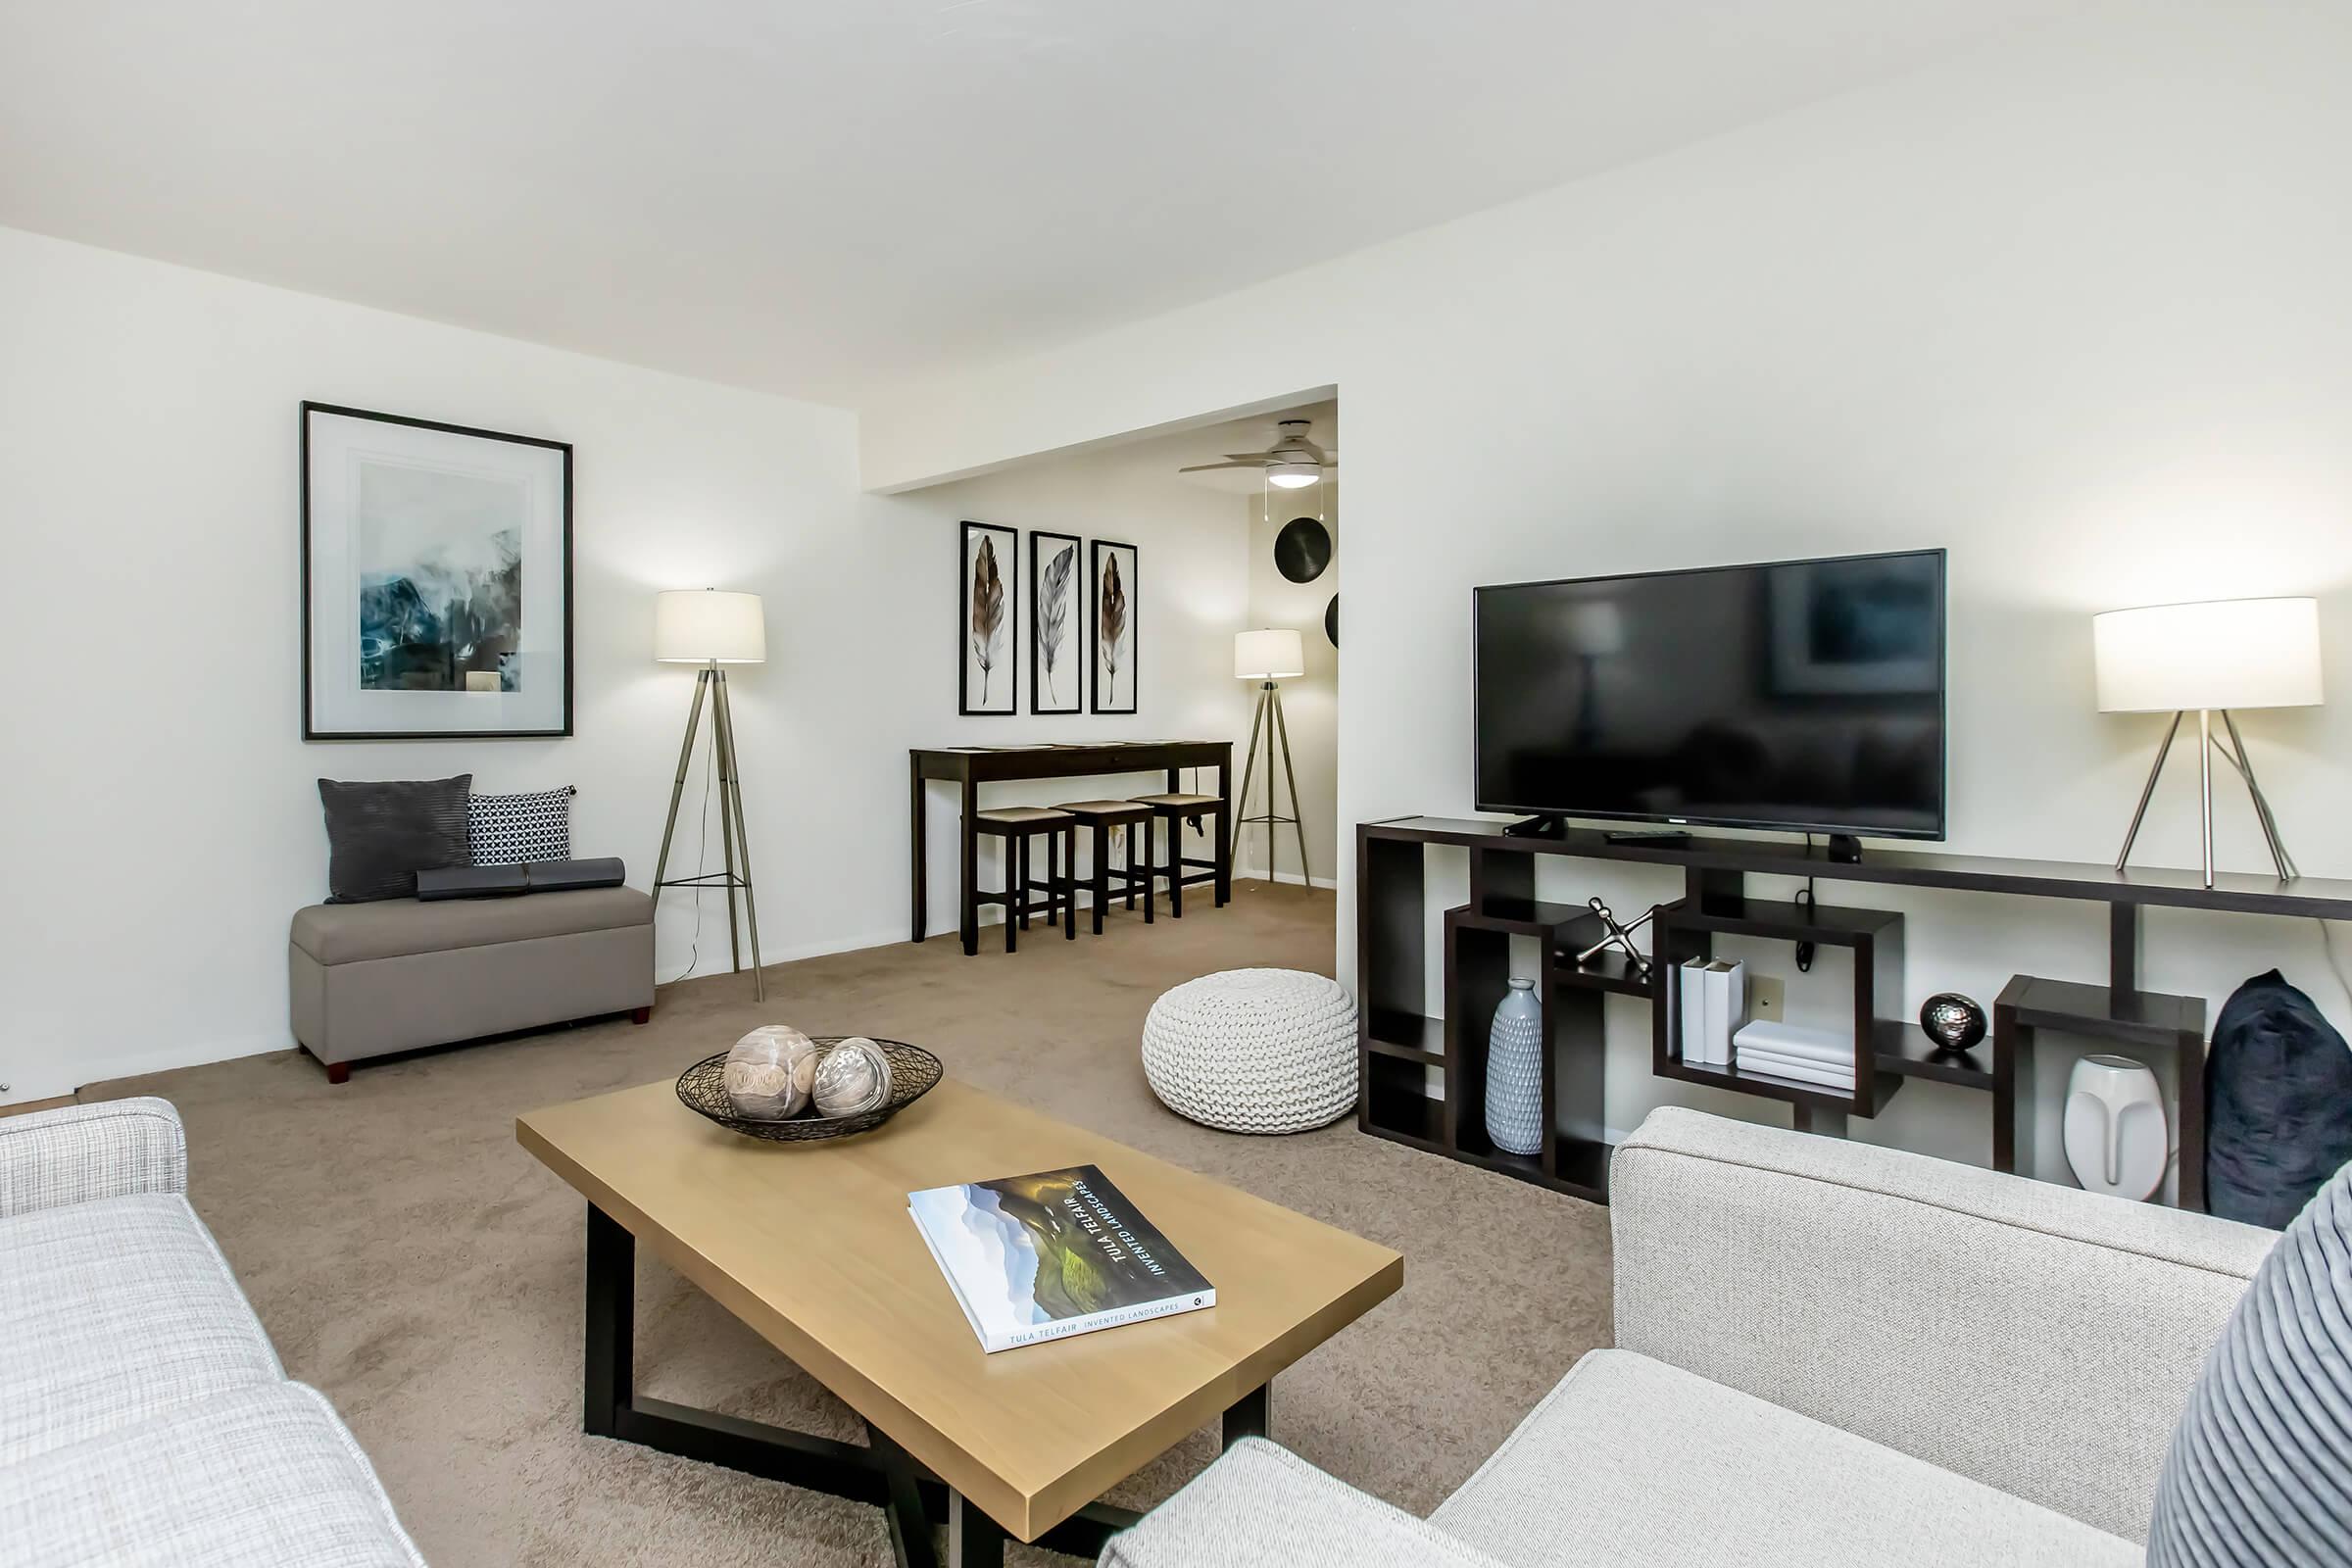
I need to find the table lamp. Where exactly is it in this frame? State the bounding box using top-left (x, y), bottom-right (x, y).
top-left (651, 589), bottom-right (767, 997)
top-left (2094, 595), bottom-right (2322, 887)
top-left (1234, 628), bottom-right (1311, 886)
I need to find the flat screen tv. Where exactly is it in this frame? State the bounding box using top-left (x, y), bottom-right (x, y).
top-left (1474, 549), bottom-right (1946, 839)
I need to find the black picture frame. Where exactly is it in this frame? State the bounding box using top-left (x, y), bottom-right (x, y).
top-left (1089, 537), bottom-right (1140, 714)
top-left (959, 520), bottom-right (1018, 715)
top-left (1029, 530), bottom-right (1083, 714)
top-left (300, 401), bottom-right (573, 741)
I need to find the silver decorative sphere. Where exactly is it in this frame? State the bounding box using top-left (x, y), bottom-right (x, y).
top-left (811, 1037), bottom-right (893, 1118)
top-left (722, 1024), bottom-right (819, 1120)
top-left (1919, 993), bottom-right (1987, 1053)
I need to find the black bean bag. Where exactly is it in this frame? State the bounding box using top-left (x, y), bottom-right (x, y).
top-left (2206, 968), bottom-right (2352, 1229)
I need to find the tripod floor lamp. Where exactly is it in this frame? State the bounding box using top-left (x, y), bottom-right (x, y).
top-left (652, 589), bottom-right (767, 998)
top-left (1235, 628), bottom-right (1312, 886)
top-left (2094, 595), bottom-right (2323, 889)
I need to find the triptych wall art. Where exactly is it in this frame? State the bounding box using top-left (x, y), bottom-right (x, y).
top-left (957, 521), bottom-right (1141, 716)
top-left (301, 402), bottom-right (574, 740)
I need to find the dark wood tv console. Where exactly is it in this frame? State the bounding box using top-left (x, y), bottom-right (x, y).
top-left (1355, 816), bottom-right (2352, 1210)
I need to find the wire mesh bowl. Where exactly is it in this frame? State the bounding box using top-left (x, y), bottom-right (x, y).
top-left (675, 1038), bottom-right (943, 1143)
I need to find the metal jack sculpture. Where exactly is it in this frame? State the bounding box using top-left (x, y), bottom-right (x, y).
top-left (1575, 897), bottom-right (1658, 980)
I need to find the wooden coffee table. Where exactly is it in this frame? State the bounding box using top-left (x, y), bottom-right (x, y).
top-left (515, 1077), bottom-right (1401, 1567)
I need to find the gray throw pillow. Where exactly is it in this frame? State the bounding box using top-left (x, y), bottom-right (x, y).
top-left (2147, 1156), bottom-right (2352, 1565)
top-left (318, 775), bottom-right (472, 903)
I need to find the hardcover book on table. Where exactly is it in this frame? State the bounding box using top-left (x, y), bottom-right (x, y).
top-left (908, 1164), bottom-right (1215, 1353)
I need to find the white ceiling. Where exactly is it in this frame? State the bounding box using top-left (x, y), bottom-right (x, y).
top-left (0, 1), bottom-right (2085, 406)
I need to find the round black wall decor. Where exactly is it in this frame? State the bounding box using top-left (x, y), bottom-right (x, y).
top-left (1274, 517), bottom-right (1332, 583)
top-left (1324, 594), bottom-right (1339, 648)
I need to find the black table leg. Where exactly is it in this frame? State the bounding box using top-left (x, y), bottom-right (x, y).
top-left (1092, 823), bottom-right (1108, 936)
top-left (949, 1492), bottom-right (1005, 1568)
top-left (868, 1429), bottom-right (944, 1568)
top-left (584, 1204), bottom-right (633, 1437)
top-left (959, 780), bottom-right (980, 956)
top-left (910, 759), bottom-right (927, 943)
top-left (1221, 1382), bottom-right (1269, 1446)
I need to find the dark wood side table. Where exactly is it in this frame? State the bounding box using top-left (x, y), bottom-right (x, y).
top-left (910, 742), bottom-right (1233, 956)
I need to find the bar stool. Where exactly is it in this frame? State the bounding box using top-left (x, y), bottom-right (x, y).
top-left (1131, 793), bottom-right (1230, 917)
top-left (972, 808), bottom-right (1076, 953)
top-left (1051, 800), bottom-right (1156, 934)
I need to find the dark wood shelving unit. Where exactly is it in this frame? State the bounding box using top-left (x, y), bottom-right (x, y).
top-left (1355, 815), bottom-right (2352, 1209)
top-left (1651, 881), bottom-right (1905, 1134)
top-left (1994, 976), bottom-right (2208, 1207)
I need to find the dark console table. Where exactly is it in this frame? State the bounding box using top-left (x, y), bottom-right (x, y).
top-left (1356, 816), bottom-right (2352, 1209)
top-left (911, 742), bottom-right (1234, 954)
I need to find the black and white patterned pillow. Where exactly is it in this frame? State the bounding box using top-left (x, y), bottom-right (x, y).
top-left (469, 787), bottom-right (574, 866)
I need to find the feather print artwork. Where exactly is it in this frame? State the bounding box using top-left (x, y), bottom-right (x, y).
top-left (1038, 542), bottom-right (1074, 701)
top-left (970, 536), bottom-right (1005, 703)
top-left (1099, 551), bottom-right (1127, 704)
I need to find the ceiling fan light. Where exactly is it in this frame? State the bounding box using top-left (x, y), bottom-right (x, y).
top-left (1266, 461), bottom-right (1321, 488)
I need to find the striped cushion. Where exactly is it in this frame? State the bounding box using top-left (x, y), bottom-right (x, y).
top-left (2148, 1160), bottom-right (2351, 1564)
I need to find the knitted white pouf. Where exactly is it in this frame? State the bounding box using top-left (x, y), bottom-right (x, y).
top-left (1141, 968), bottom-right (1358, 1135)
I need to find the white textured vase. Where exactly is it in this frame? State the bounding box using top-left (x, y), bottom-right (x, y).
top-left (1485, 978), bottom-right (1544, 1156)
top-left (2063, 1054), bottom-right (2168, 1200)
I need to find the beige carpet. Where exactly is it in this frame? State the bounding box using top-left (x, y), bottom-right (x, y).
top-left (87, 882), bottom-right (1612, 1565)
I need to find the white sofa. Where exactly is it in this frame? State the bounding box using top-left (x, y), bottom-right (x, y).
top-left (1103, 1106), bottom-right (2278, 1567)
top-left (0, 1098), bottom-right (423, 1566)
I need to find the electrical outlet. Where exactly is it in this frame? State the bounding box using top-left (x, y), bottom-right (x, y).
top-left (1748, 975), bottom-right (1786, 1022)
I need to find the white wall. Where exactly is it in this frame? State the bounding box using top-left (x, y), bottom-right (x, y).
top-left (1239, 482), bottom-right (1339, 887)
top-left (0, 224), bottom-right (1250, 1102)
top-left (858, 0), bottom-right (2352, 1177)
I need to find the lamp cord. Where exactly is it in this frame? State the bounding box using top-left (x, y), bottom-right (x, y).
top-left (659, 714), bottom-right (715, 986)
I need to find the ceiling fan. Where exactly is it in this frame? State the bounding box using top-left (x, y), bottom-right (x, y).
top-left (1179, 417), bottom-right (1336, 489)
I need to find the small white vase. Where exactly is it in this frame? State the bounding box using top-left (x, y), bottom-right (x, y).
top-left (1485, 978), bottom-right (1544, 1156)
top-left (2063, 1054), bottom-right (2168, 1201)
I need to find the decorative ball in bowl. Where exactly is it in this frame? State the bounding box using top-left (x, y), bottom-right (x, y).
top-left (678, 1031), bottom-right (941, 1143)
top-left (1919, 993), bottom-right (1988, 1053)
top-left (722, 1024), bottom-right (821, 1120)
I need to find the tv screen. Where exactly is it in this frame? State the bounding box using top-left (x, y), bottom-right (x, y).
top-left (1474, 549), bottom-right (1946, 839)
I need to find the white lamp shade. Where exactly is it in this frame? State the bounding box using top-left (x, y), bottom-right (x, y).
top-left (2092, 597), bottom-right (2322, 713)
top-left (655, 589), bottom-right (766, 663)
top-left (1234, 628), bottom-right (1305, 680)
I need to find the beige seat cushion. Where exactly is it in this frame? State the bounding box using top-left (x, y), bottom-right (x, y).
top-left (289, 885), bottom-right (653, 965)
top-left (1053, 799), bottom-right (1153, 818)
top-left (974, 807), bottom-right (1074, 826)
top-left (1431, 1349), bottom-right (2138, 1568)
top-left (1132, 793), bottom-right (1221, 808)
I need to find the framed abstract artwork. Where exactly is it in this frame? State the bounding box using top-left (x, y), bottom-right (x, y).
top-left (1089, 537), bottom-right (1139, 714)
top-left (959, 519), bottom-right (1018, 714)
top-left (301, 403), bottom-right (572, 740)
top-left (1029, 529), bottom-right (1082, 714)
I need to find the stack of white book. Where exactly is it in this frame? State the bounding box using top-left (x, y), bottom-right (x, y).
top-left (1675, 957), bottom-right (1745, 1068)
top-left (1730, 1019), bottom-right (1855, 1091)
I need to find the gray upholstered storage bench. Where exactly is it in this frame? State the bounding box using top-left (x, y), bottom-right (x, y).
top-left (288, 886), bottom-right (655, 1082)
